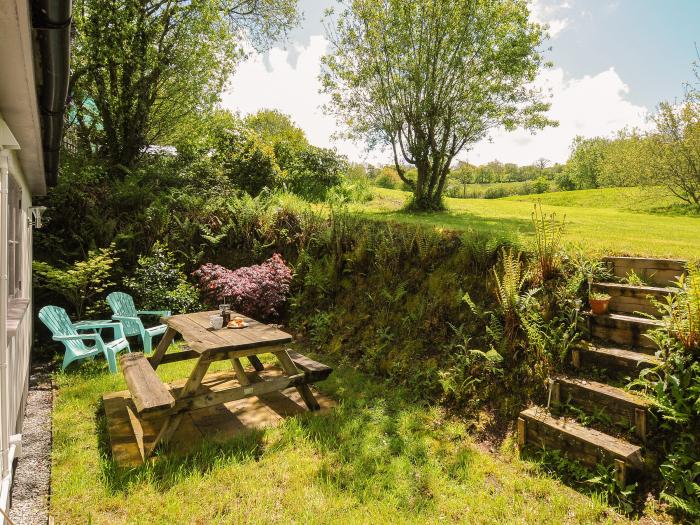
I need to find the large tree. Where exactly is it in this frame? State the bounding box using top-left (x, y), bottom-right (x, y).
top-left (321, 0), bottom-right (555, 210)
top-left (646, 62), bottom-right (700, 209)
top-left (69, 0), bottom-right (300, 176)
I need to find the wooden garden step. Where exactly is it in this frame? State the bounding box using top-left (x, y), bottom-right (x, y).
top-left (589, 313), bottom-right (662, 351)
top-left (552, 376), bottom-right (650, 440)
top-left (591, 282), bottom-right (676, 317)
top-left (120, 352), bottom-right (175, 415)
top-left (572, 344), bottom-right (660, 375)
top-left (518, 406), bottom-right (643, 485)
top-left (602, 256), bottom-right (686, 287)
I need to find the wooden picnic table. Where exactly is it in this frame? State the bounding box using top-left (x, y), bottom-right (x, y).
top-left (117, 310), bottom-right (331, 461)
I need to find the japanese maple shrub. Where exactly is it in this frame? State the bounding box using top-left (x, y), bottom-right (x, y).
top-left (193, 254), bottom-right (293, 319)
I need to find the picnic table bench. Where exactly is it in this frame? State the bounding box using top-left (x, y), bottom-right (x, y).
top-left (115, 310), bottom-right (332, 461)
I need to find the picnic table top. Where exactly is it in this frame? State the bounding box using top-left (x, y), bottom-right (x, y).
top-left (163, 310), bottom-right (293, 357)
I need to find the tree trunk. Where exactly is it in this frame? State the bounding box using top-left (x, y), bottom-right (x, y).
top-left (408, 163), bottom-right (446, 211)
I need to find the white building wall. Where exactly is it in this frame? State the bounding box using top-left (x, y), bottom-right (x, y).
top-left (0, 124), bottom-right (34, 524)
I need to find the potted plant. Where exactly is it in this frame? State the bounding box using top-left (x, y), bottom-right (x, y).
top-left (589, 291), bottom-right (611, 315)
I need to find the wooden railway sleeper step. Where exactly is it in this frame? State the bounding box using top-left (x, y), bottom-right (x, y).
top-left (518, 406), bottom-right (643, 487)
top-left (550, 376), bottom-right (650, 442)
top-left (572, 343), bottom-right (661, 376)
top-left (601, 256), bottom-right (687, 287)
top-left (587, 312), bottom-right (662, 351)
top-left (591, 282), bottom-right (677, 317)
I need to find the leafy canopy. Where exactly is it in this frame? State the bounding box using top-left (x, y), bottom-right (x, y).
top-left (33, 245), bottom-right (119, 319)
top-left (321, 0), bottom-right (556, 210)
top-left (70, 0), bottom-right (300, 175)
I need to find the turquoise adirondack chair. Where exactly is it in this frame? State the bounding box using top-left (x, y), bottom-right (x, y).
top-left (38, 305), bottom-right (130, 373)
top-left (106, 292), bottom-right (171, 354)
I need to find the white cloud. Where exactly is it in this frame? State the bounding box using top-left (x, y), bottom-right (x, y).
top-left (465, 67), bottom-right (650, 165)
top-left (529, 0), bottom-right (571, 38)
top-left (221, 35), bottom-right (384, 164)
top-left (223, 35), bottom-right (649, 168)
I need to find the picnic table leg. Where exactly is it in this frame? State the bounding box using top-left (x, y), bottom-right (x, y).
top-left (231, 357), bottom-right (251, 386)
top-left (247, 355), bottom-right (265, 371)
top-left (151, 355), bottom-right (212, 450)
top-left (149, 327), bottom-right (177, 369)
top-left (274, 349), bottom-right (320, 411)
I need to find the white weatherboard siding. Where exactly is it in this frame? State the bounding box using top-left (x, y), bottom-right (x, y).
top-left (1, 0), bottom-right (48, 519)
top-left (0, 0), bottom-right (46, 519)
top-left (0, 121), bottom-right (34, 525)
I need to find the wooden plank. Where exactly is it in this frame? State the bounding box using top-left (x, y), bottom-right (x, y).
top-left (158, 356), bottom-right (213, 445)
top-left (119, 353), bottom-right (175, 414)
top-left (287, 350), bottom-right (333, 383)
top-left (125, 403), bottom-right (145, 461)
top-left (602, 256), bottom-right (687, 271)
top-left (164, 311), bottom-right (292, 356)
top-left (149, 326), bottom-right (177, 368)
top-left (592, 282), bottom-right (676, 316)
top-left (602, 256), bottom-right (686, 286)
top-left (590, 313), bottom-right (661, 351)
top-left (248, 355), bottom-right (265, 371)
top-left (614, 459), bottom-right (627, 488)
top-left (275, 350), bottom-right (320, 411)
top-left (555, 376), bottom-right (649, 433)
top-left (135, 367), bottom-right (310, 420)
top-left (520, 406), bottom-right (643, 469)
top-left (231, 357), bottom-right (251, 386)
top-left (175, 373), bottom-right (306, 414)
top-left (103, 394), bottom-right (146, 467)
top-left (582, 344), bottom-right (660, 374)
top-left (154, 349), bottom-right (200, 365)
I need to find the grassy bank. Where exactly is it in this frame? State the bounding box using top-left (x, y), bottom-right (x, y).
top-left (354, 188), bottom-right (700, 259)
top-left (51, 347), bottom-right (633, 524)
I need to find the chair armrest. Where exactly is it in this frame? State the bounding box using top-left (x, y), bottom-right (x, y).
top-left (77, 321), bottom-right (126, 339)
top-left (112, 315), bottom-right (140, 322)
top-left (53, 333), bottom-right (99, 342)
top-left (137, 310), bottom-right (171, 317)
top-left (74, 320), bottom-right (121, 330)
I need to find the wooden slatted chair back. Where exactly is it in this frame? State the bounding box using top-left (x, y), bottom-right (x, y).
top-left (107, 292), bottom-right (142, 337)
top-left (38, 305), bottom-right (83, 353)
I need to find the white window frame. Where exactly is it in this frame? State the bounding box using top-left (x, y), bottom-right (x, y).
top-left (6, 176), bottom-right (22, 300)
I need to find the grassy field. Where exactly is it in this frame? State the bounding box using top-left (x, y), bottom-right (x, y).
top-left (50, 346), bottom-right (643, 525)
top-left (505, 186), bottom-right (688, 214)
top-left (354, 187), bottom-right (700, 259)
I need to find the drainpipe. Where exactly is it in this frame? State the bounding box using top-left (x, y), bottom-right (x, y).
top-left (32, 0), bottom-right (72, 187)
top-left (0, 152), bottom-right (9, 480)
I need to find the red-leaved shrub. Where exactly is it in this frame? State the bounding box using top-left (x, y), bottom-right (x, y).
top-left (192, 254), bottom-right (293, 319)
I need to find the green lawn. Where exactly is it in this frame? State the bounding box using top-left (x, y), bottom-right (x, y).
top-left (51, 345), bottom-right (639, 524)
top-left (354, 188), bottom-right (700, 260)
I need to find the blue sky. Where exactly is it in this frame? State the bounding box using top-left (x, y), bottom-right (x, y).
top-left (221, 0), bottom-right (700, 166)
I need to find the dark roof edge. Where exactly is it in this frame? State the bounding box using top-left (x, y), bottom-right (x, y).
top-left (32, 0), bottom-right (72, 187)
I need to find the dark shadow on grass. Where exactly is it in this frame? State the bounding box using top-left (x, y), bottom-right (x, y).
top-left (646, 202), bottom-right (700, 217)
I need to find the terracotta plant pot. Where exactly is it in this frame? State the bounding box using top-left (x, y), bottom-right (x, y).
top-left (589, 297), bottom-right (610, 315)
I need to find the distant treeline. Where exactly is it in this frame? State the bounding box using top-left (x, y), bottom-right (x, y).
top-left (361, 74), bottom-right (700, 209)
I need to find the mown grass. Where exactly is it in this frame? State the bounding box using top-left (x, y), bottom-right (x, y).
top-left (353, 188), bottom-right (700, 259)
top-left (505, 186), bottom-right (694, 215)
top-left (51, 345), bottom-right (636, 524)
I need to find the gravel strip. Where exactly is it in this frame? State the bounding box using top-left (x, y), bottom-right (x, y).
top-left (9, 363), bottom-right (52, 525)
